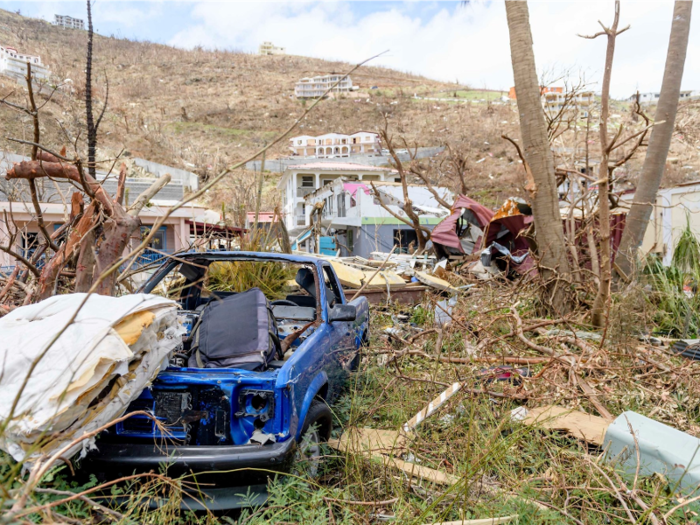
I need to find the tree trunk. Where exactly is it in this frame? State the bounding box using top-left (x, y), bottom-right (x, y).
top-left (505, 0), bottom-right (571, 314)
top-left (616, 1), bottom-right (693, 276)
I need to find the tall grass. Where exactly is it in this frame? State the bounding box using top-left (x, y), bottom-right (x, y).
top-left (206, 228), bottom-right (295, 300)
top-left (643, 216), bottom-right (700, 337)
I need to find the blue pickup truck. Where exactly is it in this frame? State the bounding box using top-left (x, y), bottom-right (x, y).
top-left (84, 252), bottom-right (369, 509)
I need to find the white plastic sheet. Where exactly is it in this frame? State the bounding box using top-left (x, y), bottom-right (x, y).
top-left (0, 293), bottom-right (184, 463)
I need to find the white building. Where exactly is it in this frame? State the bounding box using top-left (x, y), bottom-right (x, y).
top-left (0, 46), bottom-right (50, 83)
top-left (295, 74), bottom-right (354, 98)
top-left (542, 91), bottom-right (595, 118)
top-left (54, 14), bottom-right (85, 30)
top-left (259, 41), bottom-right (285, 55)
top-left (679, 90), bottom-right (700, 101)
top-left (289, 132), bottom-right (381, 158)
top-left (277, 162), bottom-right (396, 232)
top-left (301, 178), bottom-right (452, 257)
top-left (629, 92), bottom-right (661, 104)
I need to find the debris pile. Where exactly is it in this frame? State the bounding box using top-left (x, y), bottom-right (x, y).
top-left (0, 293), bottom-right (184, 463)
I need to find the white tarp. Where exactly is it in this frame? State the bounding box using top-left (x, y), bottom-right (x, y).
top-left (0, 293), bottom-right (185, 463)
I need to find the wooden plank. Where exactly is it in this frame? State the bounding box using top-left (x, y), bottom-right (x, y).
top-left (328, 427), bottom-right (457, 486)
top-left (381, 455), bottom-right (459, 486)
top-left (422, 516), bottom-right (518, 525)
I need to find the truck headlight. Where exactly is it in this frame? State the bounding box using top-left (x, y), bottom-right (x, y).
top-left (234, 389), bottom-right (275, 423)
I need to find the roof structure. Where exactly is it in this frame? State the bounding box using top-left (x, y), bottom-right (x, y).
top-left (288, 162), bottom-right (395, 172)
top-left (0, 151), bottom-right (189, 204)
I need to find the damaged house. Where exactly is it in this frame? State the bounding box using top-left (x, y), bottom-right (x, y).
top-left (299, 178), bottom-right (452, 258)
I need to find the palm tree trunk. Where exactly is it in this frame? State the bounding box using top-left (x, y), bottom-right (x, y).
top-left (616, 1), bottom-right (693, 277)
top-left (505, 0), bottom-right (571, 314)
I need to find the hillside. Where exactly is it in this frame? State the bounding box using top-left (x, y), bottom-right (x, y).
top-left (0, 8), bottom-right (697, 213)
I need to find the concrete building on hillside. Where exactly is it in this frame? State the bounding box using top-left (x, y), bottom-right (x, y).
top-left (295, 74), bottom-right (354, 98)
top-left (259, 41), bottom-right (285, 55)
top-left (543, 91), bottom-right (595, 118)
top-left (289, 132), bottom-right (381, 158)
top-left (0, 45), bottom-right (49, 82)
top-left (277, 162), bottom-right (396, 232)
top-left (301, 178), bottom-right (452, 257)
top-left (53, 14), bottom-right (84, 30)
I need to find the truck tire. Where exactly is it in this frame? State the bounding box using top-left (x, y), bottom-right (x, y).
top-left (296, 400), bottom-right (332, 477)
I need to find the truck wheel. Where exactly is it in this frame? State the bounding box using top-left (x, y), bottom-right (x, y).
top-left (296, 400), bottom-right (332, 477)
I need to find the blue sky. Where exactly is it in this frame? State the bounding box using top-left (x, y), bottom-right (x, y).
top-left (2, 1), bottom-right (697, 98)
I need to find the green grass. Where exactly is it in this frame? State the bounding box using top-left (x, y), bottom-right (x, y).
top-left (168, 121), bottom-right (277, 140)
top-left (433, 90), bottom-right (505, 101)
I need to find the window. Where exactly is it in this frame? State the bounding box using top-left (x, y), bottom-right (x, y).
top-left (393, 229), bottom-right (418, 254)
top-left (301, 175), bottom-right (314, 187)
top-left (142, 226), bottom-right (167, 251)
top-left (337, 194), bottom-right (346, 217)
top-left (20, 232), bottom-right (39, 257)
top-left (323, 266), bottom-right (342, 306)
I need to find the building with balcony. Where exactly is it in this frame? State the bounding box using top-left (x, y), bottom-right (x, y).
top-left (542, 91), bottom-right (595, 118)
top-left (295, 74), bottom-right (354, 98)
top-left (277, 162), bottom-right (397, 234)
top-left (289, 132), bottom-right (381, 158)
top-left (54, 14), bottom-right (85, 30)
top-left (0, 46), bottom-right (49, 82)
top-left (259, 41), bottom-right (285, 55)
top-left (299, 178), bottom-right (452, 257)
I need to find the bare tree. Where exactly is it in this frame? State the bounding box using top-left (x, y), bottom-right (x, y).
top-left (616, 0), bottom-right (694, 277)
top-left (371, 123), bottom-right (432, 253)
top-left (505, 0), bottom-right (572, 314)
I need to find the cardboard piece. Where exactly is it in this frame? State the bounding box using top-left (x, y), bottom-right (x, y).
top-left (523, 405), bottom-right (609, 446)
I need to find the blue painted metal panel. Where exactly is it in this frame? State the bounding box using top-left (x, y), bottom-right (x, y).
top-left (319, 236), bottom-right (336, 256)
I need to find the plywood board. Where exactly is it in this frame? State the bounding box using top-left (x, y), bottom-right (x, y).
top-left (414, 271), bottom-right (459, 293)
top-left (330, 261), bottom-right (365, 288)
top-left (331, 261), bottom-right (407, 290)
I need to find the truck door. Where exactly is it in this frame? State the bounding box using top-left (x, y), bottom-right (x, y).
top-left (322, 264), bottom-right (355, 399)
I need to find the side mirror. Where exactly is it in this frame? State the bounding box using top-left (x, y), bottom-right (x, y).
top-left (328, 304), bottom-right (357, 322)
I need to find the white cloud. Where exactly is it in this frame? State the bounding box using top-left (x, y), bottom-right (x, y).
top-left (166, 0), bottom-right (697, 99)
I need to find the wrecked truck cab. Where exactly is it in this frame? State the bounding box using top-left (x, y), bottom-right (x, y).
top-left (82, 251), bottom-right (369, 509)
